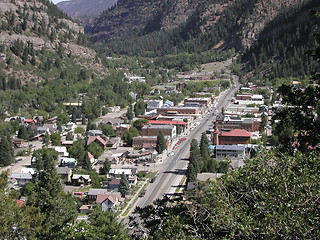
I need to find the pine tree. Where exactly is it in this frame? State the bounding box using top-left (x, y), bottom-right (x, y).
top-left (126, 105), bottom-right (134, 121)
top-left (156, 131), bottom-right (166, 154)
top-left (17, 125), bottom-right (28, 139)
top-left (200, 133), bottom-right (211, 172)
top-left (119, 174), bottom-right (130, 197)
top-left (0, 135), bottom-right (14, 166)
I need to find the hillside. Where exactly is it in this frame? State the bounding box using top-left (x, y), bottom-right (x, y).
top-left (0, 0), bottom-right (113, 117)
top-left (57, 0), bottom-right (118, 18)
top-left (86, 0), bottom-right (320, 82)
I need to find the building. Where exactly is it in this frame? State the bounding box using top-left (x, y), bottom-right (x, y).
top-left (87, 136), bottom-right (107, 149)
top-left (184, 98), bottom-right (212, 108)
top-left (108, 168), bottom-right (137, 185)
top-left (215, 115), bottom-right (261, 132)
top-left (234, 94), bottom-right (264, 105)
top-left (148, 120), bottom-right (187, 132)
top-left (72, 174), bottom-right (91, 185)
top-left (147, 100), bottom-right (163, 111)
top-left (132, 136), bottom-right (171, 149)
top-left (9, 173), bottom-right (32, 186)
top-left (141, 124), bottom-right (176, 140)
top-left (61, 157), bottom-right (77, 168)
top-left (157, 106), bottom-right (201, 117)
top-left (57, 166), bottom-right (72, 182)
top-left (212, 129), bottom-right (251, 145)
top-left (209, 145), bottom-right (246, 159)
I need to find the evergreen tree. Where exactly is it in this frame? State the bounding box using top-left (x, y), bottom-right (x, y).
top-left (17, 125), bottom-right (28, 139)
top-left (99, 158), bottom-right (111, 175)
top-left (156, 131), bottom-right (166, 154)
top-left (200, 133), bottom-right (211, 172)
top-left (134, 99), bottom-right (146, 117)
top-left (81, 152), bottom-right (92, 171)
top-left (0, 135), bottom-right (14, 167)
top-left (119, 173), bottom-right (130, 197)
top-left (126, 105), bottom-right (134, 121)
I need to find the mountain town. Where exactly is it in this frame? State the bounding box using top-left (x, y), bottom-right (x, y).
top-left (0, 0), bottom-right (319, 239)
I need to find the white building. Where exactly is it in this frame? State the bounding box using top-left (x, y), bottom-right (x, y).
top-left (147, 99), bottom-right (163, 111)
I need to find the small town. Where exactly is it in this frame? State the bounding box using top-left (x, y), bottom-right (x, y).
top-left (3, 71), bottom-right (275, 221)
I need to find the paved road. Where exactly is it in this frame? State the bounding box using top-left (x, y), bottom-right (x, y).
top-left (133, 76), bottom-right (240, 209)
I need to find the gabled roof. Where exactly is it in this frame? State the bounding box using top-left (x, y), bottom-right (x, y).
top-left (72, 174), bottom-right (90, 180)
top-left (220, 129), bottom-right (251, 137)
top-left (57, 166), bottom-right (72, 175)
top-left (96, 194), bottom-right (119, 204)
top-left (87, 152), bottom-right (95, 160)
top-left (87, 136), bottom-right (107, 146)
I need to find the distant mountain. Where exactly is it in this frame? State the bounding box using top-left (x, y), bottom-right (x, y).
top-left (86, 0), bottom-right (320, 81)
top-left (57, 0), bottom-right (118, 17)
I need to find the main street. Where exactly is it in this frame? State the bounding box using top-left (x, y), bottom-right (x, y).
top-left (133, 76), bottom-right (240, 209)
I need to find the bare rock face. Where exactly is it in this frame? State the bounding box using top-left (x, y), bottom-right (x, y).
top-left (57, 0), bottom-right (118, 18)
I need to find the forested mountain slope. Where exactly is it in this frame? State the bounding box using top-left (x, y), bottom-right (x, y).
top-left (0, 0), bottom-right (106, 86)
top-left (86, 0), bottom-right (320, 82)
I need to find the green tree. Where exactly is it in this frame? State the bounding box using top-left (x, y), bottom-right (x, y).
top-left (17, 125), bottom-right (28, 139)
top-left (89, 208), bottom-right (129, 240)
top-left (100, 124), bottom-right (115, 137)
top-left (134, 99), bottom-right (146, 117)
top-left (87, 142), bottom-right (103, 159)
top-left (68, 139), bottom-right (86, 161)
top-left (126, 105), bottom-right (134, 121)
top-left (0, 135), bottom-right (14, 167)
top-left (119, 174), bottom-right (130, 197)
top-left (50, 132), bottom-right (61, 146)
top-left (199, 133), bottom-right (211, 172)
top-left (99, 158), bottom-right (111, 175)
top-left (133, 118), bottom-right (148, 132)
top-left (186, 139), bottom-right (201, 183)
top-left (156, 131), bottom-right (166, 154)
top-left (122, 127), bottom-right (139, 146)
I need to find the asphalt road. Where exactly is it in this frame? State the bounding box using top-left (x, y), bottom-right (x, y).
top-left (134, 76), bottom-right (240, 209)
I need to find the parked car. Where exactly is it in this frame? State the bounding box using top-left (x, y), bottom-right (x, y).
top-left (139, 190), bottom-right (146, 197)
top-left (150, 176), bottom-right (157, 183)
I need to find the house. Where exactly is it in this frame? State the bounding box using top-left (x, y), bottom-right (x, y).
top-left (54, 146), bottom-right (69, 157)
top-left (209, 145), bottom-right (246, 159)
top-left (96, 193), bottom-right (122, 211)
top-left (61, 157), bottom-right (77, 168)
top-left (86, 189), bottom-right (122, 205)
top-left (87, 136), bottom-right (107, 149)
top-left (114, 124), bottom-right (130, 137)
top-left (9, 173), bottom-right (32, 186)
top-left (197, 173), bottom-right (223, 182)
top-left (87, 152), bottom-right (96, 164)
top-left (141, 124), bottom-right (176, 140)
top-left (106, 137), bottom-right (121, 148)
top-left (79, 205), bottom-right (94, 214)
top-left (108, 168), bottom-right (138, 185)
top-left (87, 130), bottom-right (103, 136)
top-left (163, 100), bottom-right (174, 108)
top-left (107, 178), bottom-right (120, 191)
top-left (23, 119), bottom-right (37, 125)
top-left (46, 116), bottom-right (58, 124)
top-left (72, 174), bottom-right (91, 185)
top-left (12, 138), bottom-right (24, 148)
top-left (57, 166), bottom-right (72, 182)
top-left (212, 129), bottom-right (251, 145)
top-left (147, 100), bottom-right (163, 111)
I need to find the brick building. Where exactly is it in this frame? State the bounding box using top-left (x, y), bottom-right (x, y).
top-left (156, 106), bottom-right (201, 116)
top-left (215, 115), bottom-right (260, 132)
top-left (212, 129), bottom-right (251, 145)
top-left (141, 124), bottom-right (176, 140)
top-left (132, 136), bottom-right (171, 149)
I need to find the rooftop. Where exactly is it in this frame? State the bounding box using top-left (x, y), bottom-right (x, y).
top-left (220, 129), bottom-right (252, 137)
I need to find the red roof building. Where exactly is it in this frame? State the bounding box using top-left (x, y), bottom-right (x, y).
top-left (212, 129), bottom-right (251, 145)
